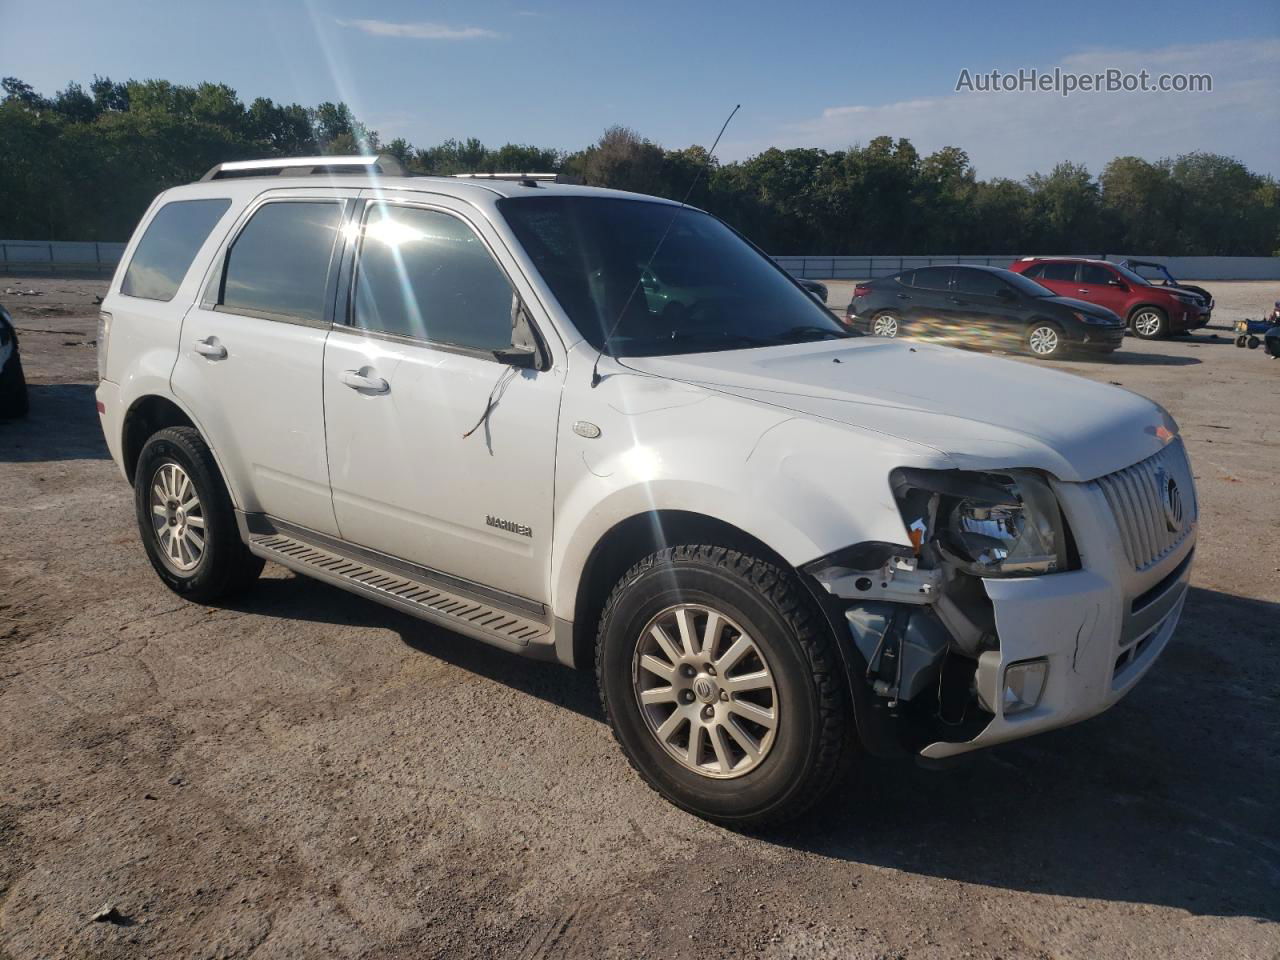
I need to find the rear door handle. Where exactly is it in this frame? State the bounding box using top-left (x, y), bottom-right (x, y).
top-left (193, 336), bottom-right (227, 360)
top-left (896, 293), bottom-right (911, 300)
top-left (340, 369), bottom-right (390, 394)
top-left (947, 298), bottom-right (967, 305)
top-left (1078, 288), bottom-right (1091, 294)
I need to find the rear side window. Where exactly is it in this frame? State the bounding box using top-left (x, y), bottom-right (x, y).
top-left (219, 201), bottom-right (344, 323)
top-left (1080, 264), bottom-right (1115, 285)
top-left (1021, 263), bottom-right (1046, 279)
top-left (1041, 262), bottom-right (1078, 283)
top-left (953, 270), bottom-right (1010, 297)
top-left (121, 198), bottom-right (231, 301)
top-left (351, 204), bottom-right (516, 352)
top-left (912, 267), bottom-right (952, 290)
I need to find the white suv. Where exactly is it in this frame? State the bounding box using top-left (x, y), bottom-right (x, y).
top-left (96, 156), bottom-right (1197, 826)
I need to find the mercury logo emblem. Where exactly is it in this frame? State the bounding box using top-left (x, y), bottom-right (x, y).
top-left (693, 676), bottom-right (717, 703)
top-left (1157, 468), bottom-right (1184, 532)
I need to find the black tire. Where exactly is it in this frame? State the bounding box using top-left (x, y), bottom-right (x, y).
top-left (134, 426), bottom-right (264, 602)
top-left (1026, 320), bottom-right (1066, 359)
top-left (596, 545), bottom-right (853, 828)
top-left (1129, 306), bottom-right (1168, 340)
top-left (0, 349), bottom-right (28, 419)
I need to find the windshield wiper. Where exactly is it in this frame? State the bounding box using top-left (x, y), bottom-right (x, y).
top-left (766, 325), bottom-right (852, 344)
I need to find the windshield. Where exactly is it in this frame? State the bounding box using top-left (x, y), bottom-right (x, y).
top-left (498, 196), bottom-right (849, 356)
top-left (1001, 270), bottom-right (1058, 298)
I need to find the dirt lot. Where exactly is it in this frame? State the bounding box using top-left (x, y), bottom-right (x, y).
top-left (2, 276), bottom-right (1278, 960)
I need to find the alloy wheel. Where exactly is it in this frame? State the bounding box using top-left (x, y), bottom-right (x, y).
top-left (1029, 325), bottom-right (1060, 355)
top-left (872, 314), bottom-right (899, 337)
top-left (149, 462), bottom-right (206, 572)
top-left (1133, 310), bottom-right (1162, 337)
top-left (631, 602), bottom-right (779, 779)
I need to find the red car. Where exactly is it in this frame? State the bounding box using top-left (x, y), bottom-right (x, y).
top-left (1007, 257), bottom-right (1212, 340)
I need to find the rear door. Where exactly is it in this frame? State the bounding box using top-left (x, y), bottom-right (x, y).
top-left (321, 195), bottom-right (564, 603)
top-left (1027, 260), bottom-right (1078, 298)
top-left (905, 266), bottom-right (958, 338)
top-left (172, 190), bottom-right (355, 535)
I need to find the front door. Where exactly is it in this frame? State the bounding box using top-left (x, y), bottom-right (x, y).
top-left (322, 197), bottom-right (563, 604)
top-left (172, 192), bottom-right (354, 535)
top-left (1076, 262), bottom-right (1131, 316)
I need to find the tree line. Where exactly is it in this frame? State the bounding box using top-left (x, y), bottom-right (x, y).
top-left (2, 76), bottom-right (1276, 256)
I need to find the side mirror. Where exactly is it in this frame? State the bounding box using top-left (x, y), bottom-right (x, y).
top-left (493, 345), bottom-right (538, 369)
top-left (1108, 279), bottom-right (1127, 290)
top-left (500, 297), bottom-right (546, 370)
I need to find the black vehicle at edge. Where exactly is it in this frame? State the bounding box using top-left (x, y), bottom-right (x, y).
top-left (845, 264), bottom-right (1126, 359)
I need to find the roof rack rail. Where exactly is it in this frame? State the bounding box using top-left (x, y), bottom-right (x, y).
top-left (198, 154), bottom-right (410, 182)
top-left (450, 172), bottom-right (558, 182)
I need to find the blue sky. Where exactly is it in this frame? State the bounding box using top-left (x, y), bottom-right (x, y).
top-left (2, 0), bottom-right (1277, 178)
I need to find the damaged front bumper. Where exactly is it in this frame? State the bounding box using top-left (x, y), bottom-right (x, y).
top-left (810, 451), bottom-right (1197, 760)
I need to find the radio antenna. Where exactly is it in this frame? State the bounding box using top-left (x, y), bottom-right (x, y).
top-left (590, 104), bottom-right (741, 388)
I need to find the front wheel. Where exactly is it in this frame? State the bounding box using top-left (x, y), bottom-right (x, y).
top-left (134, 427), bottom-right (264, 602)
top-left (1027, 321), bottom-right (1066, 358)
top-left (596, 545), bottom-right (853, 828)
top-left (1130, 307), bottom-right (1168, 340)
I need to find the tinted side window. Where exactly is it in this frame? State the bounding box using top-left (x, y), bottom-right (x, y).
top-left (1021, 263), bottom-right (1046, 279)
top-left (1080, 264), bottom-right (1115, 285)
top-left (1041, 262), bottom-right (1078, 283)
top-left (352, 204), bottom-right (516, 352)
top-left (953, 270), bottom-right (1011, 297)
top-left (912, 267), bottom-right (952, 290)
top-left (895, 271), bottom-right (914, 286)
top-left (121, 198), bottom-right (231, 301)
top-left (220, 201), bottom-right (343, 322)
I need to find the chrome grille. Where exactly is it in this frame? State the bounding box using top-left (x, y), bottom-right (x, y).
top-left (1094, 438), bottom-right (1196, 571)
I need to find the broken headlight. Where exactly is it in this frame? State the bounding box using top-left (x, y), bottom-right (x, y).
top-left (891, 468), bottom-right (1068, 577)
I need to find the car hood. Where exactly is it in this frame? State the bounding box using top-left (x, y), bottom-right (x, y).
top-left (1041, 295), bottom-right (1123, 321)
top-left (625, 339), bottom-right (1175, 482)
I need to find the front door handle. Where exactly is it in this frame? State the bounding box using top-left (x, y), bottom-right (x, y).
top-left (947, 298), bottom-right (967, 305)
top-left (896, 293), bottom-right (911, 300)
top-left (193, 336), bottom-right (227, 360)
top-left (340, 369), bottom-right (390, 394)
top-left (1078, 288), bottom-right (1091, 294)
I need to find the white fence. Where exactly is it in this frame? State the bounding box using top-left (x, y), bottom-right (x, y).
top-left (1, 239), bottom-right (126, 276)
top-left (776, 254), bottom-right (1280, 281)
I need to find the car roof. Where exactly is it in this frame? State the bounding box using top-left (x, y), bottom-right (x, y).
top-left (162, 172), bottom-right (683, 207)
top-left (1018, 256), bottom-right (1111, 265)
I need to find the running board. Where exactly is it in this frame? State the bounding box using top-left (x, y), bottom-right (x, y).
top-left (245, 532), bottom-right (553, 654)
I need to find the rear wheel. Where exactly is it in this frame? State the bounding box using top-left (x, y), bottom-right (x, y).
top-left (134, 427), bottom-right (263, 602)
top-left (1130, 307), bottom-right (1168, 340)
top-left (1027, 321), bottom-right (1065, 358)
top-left (596, 545), bottom-right (853, 828)
top-left (871, 312), bottom-right (901, 338)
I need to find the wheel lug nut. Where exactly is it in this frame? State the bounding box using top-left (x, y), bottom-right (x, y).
top-left (681, 690), bottom-right (695, 704)
top-left (705, 664), bottom-right (716, 676)
top-left (701, 705), bottom-right (714, 720)
top-left (719, 691), bottom-right (728, 701)
top-left (681, 664), bottom-right (696, 678)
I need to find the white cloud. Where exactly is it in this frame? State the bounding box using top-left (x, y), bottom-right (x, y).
top-left (740, 39), bottom-right (1280, 178)
top-left (335, 18), bottom-right (499, 40)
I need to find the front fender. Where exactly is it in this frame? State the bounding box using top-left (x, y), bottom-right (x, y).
top-left (549, 391), bottom-right (944, 622)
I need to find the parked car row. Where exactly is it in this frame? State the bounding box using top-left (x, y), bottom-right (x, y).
top-left (844, 257), bottom-right (1214, 359)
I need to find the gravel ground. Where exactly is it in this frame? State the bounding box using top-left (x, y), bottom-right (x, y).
top-left (1, 276), bottom-right (1278, 960)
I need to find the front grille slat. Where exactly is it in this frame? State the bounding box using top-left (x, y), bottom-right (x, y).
top-left (1093, 438), bottom-right (1195, 572)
